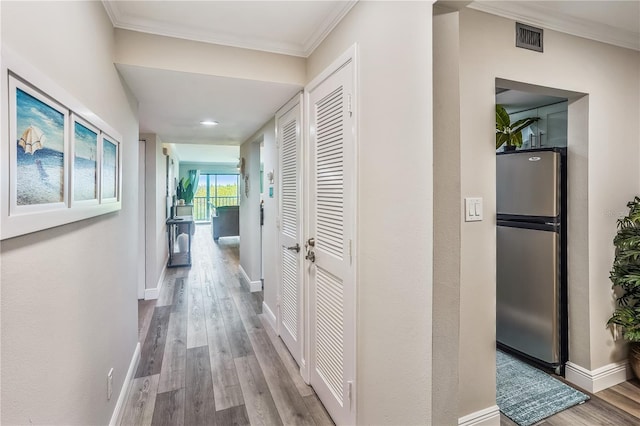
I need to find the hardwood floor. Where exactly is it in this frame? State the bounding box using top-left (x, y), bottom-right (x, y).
top-left (120, 225), bottom-right (333, 426)
top-left (499, 376), bottom-right (640, 425)
top-left (123, 224), bottom-right (640, 425)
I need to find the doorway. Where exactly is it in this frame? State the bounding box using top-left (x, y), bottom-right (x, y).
top-left (494, 77), bottom-right (591, 400)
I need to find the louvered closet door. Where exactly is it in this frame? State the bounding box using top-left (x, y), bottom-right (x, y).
top-left (307, 57), bottom-right (355, 426)
top-left (277, 95), bottom-right (303, 366)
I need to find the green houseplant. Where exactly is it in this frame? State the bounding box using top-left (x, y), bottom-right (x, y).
top-left (607, 196), bottom-right (640, 377)
top-left (495, 104), bottom-right (539, 151)
top-left (176, 176), bottom-right (196, 205)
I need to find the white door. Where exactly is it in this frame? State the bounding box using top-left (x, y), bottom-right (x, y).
top-left (277, 94), bottom-right (304, 367)
top-left (306, 49), bottom-right (356, 425)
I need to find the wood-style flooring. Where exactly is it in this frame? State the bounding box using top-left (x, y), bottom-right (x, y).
top-left (499, 373), bottom-right (640, 425)
top-left (124, 225), bottom-right (640, 426)
top-left (119, 225), bottom-right (333, 426)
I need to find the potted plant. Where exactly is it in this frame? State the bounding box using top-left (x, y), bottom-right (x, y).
top-left (496, 104), bottom-right (539, 151)
top-left (607, 196), bottom-right (640, 377)
top-left (176, 177), bottom-right (196, 205)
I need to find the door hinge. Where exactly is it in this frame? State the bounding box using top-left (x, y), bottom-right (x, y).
top-left (347, 380), bottom-right (353, 404)
top-left (349, 239), bottom-right (353, 265)
top-left (347, 94), bottom-right (353, 117)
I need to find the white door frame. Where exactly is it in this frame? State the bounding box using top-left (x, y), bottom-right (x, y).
top-left (276, 92), bottom-right (305, 371)
top-left (303, 44), bottom-right (358, 425)
top-left (138, 139), bottom-right (146, 300)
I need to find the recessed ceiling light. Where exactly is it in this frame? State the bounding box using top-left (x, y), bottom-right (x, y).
top-left (200, 120), bottom-right (219, 126)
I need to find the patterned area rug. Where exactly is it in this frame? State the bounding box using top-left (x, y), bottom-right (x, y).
top-left (496, 351), bottom-right (589, 426)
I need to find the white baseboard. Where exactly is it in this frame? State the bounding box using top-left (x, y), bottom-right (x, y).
top-left (458, 405), bottom-right (500, 426)
top-left (144, 262), bottom-right (167, 300)
top-left (109, 342), bottom-right (141, 426)
top-left (239, 264), bottom-right (262, 292)
top-left (565, 360), bottom-right (632, 393)
top-left (262, 301), bottom-right (277, 332)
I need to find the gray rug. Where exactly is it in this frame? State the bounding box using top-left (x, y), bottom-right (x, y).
top-left (496, 351), bottom-right (589, 426)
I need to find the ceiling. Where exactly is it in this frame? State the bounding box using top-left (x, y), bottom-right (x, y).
top-left (103, 1), bottom-right (357, 57)
top-left (106, 1), bottom-right (639, 156)
top-left (171, 144), bottom-right (239, 164)
top-left (496, 89), bottom-right (566, 114)
top-left (117, 64), bottom-right (300, 146)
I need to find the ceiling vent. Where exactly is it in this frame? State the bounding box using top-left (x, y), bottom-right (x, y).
top-left (516, 22), bottom-right (543, 52)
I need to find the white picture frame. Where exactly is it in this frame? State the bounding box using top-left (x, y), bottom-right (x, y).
top-left (1, 47), bottom-right (123, 240)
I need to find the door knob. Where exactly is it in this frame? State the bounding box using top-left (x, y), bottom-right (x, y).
top-left (305, 237), bottom-right (316, 263)
top-left (286, 243), bottom-right (300, 253)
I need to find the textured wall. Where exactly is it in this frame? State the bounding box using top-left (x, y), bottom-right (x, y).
top-left (1, 1), bottom-right (139, 424)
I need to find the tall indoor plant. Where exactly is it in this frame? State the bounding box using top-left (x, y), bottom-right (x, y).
top-left (495, 104), bottom-right (539, 151)
top-left (176, 176), bottom-right (196, 205)
top-left (607, 196), bottom-right (640, 377)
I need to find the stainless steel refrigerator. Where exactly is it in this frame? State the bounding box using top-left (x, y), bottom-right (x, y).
top-left (496, 147), bottom-right (567, 373)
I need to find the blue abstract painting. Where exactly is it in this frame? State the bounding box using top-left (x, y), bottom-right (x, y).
top-left (102, 138), bottom-right (117, 199)
top-left (16, 88), bottom-right (65, 205)
top-left (73, 122), bottom-right (97, 201)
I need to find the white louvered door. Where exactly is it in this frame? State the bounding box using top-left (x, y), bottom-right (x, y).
top-left (277, 95), bottom-right (303, 366)
top-left (306, 52), bottom-right (355, 426)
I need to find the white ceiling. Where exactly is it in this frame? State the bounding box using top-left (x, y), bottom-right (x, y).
top-left (103, 0), bottom-right (357, 57)
top-left (496, 89), bottom-right (566, 113)
top-left (117, 64), bottom-right (300, 145)
top-left (107, 0), bottom-right (639, 155)
top-left (171, 144), bottom-right (239, 163)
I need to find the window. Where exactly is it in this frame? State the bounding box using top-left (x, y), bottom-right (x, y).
top-left (192, 174), bottom-right (240, 221)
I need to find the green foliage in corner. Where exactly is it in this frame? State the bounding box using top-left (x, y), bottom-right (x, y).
top-left (608, 196), bottom-right (640, 342)
top-left (176, 177), bottom-right (196, 204)
top-left (496, 104), bottom-right (539, 150)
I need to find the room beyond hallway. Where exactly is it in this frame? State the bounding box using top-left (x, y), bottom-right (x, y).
top-left (120, 225), bottom-right (333, 426)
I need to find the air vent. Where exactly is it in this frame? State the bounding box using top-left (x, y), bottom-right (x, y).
top-left (516, 22), bottom-right (543, 52)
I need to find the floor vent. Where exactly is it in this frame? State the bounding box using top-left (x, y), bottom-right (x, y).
top-left (516, 22), bottom-right (543, 52)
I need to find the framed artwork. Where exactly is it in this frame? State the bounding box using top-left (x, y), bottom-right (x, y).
top-left (71, 114), bottom-right (99, 204)
top-left (10, 75), bottom-right (69, 213)
top-left (101, 134), bottom-right (120, 202)
top-left (1, 49), bottom-right (123, 240)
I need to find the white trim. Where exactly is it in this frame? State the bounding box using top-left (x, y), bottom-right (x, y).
top-left (262, 301), bottom-right (278, 333)
top-left (109, 342), bottom-right (141, 426)
top-left (302, 1), bottom-right (358, 57)
top-left (304, 43), bottom-right (358, 426)
top-left (565, 360), bottom-right (632, 393)
top-left (458, 405), bottom-right (500, 426)
top-left (144, 262), bottom-right (167, 300)
top-left (239, 264), bottom-right (262, 292)
top-left (102, 0), bottom-right (357, 58)
top-left (467, 2), bottom-right (640, 52)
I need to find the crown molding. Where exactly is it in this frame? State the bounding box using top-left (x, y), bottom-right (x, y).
top-left (303, 1), bottom-right (358, 57)
top-left (468, 1), bottom-right (640, 51)
top-left (102, 0), bottom-right (357, 58)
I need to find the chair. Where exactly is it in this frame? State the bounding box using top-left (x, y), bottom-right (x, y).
top-left (212, 205), bottom-right (239, 241)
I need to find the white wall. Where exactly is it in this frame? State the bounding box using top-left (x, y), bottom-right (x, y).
top-left (178, 162), bottom-right (239, 180)
top-left (259, 119), bottom-right (279, 320)
top-left (140, 133), bottom-right (169, 295)
top-left (114, 29), bottom-right (306, 86)
top-left (432, 7), bottom-right (462, 426)
top-left (434, 7), bottom-right (640, 419)
top-left (307, 1), bottom-right (434, 424)
top-left (239, 124), bottom-right (268, 287)
top-left (1, 2), bottom-right (139, 424)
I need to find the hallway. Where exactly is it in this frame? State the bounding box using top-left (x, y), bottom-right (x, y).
top-left (120, 225), bottom-right (333, 425)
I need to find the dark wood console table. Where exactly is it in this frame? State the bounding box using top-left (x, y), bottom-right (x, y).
top-left (166, 215), bottom-right (194, 268)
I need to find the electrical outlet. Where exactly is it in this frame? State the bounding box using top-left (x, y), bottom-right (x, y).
top-left (107, 368), bottom-right (114, 400)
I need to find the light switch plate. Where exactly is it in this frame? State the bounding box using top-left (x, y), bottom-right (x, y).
top-left (465, 197), bottom-right (483, 222)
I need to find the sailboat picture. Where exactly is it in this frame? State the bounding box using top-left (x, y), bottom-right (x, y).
top-left (73, 119), bottom-right (98, 201)
top-left (15, 87), bottom-right (65, 205)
